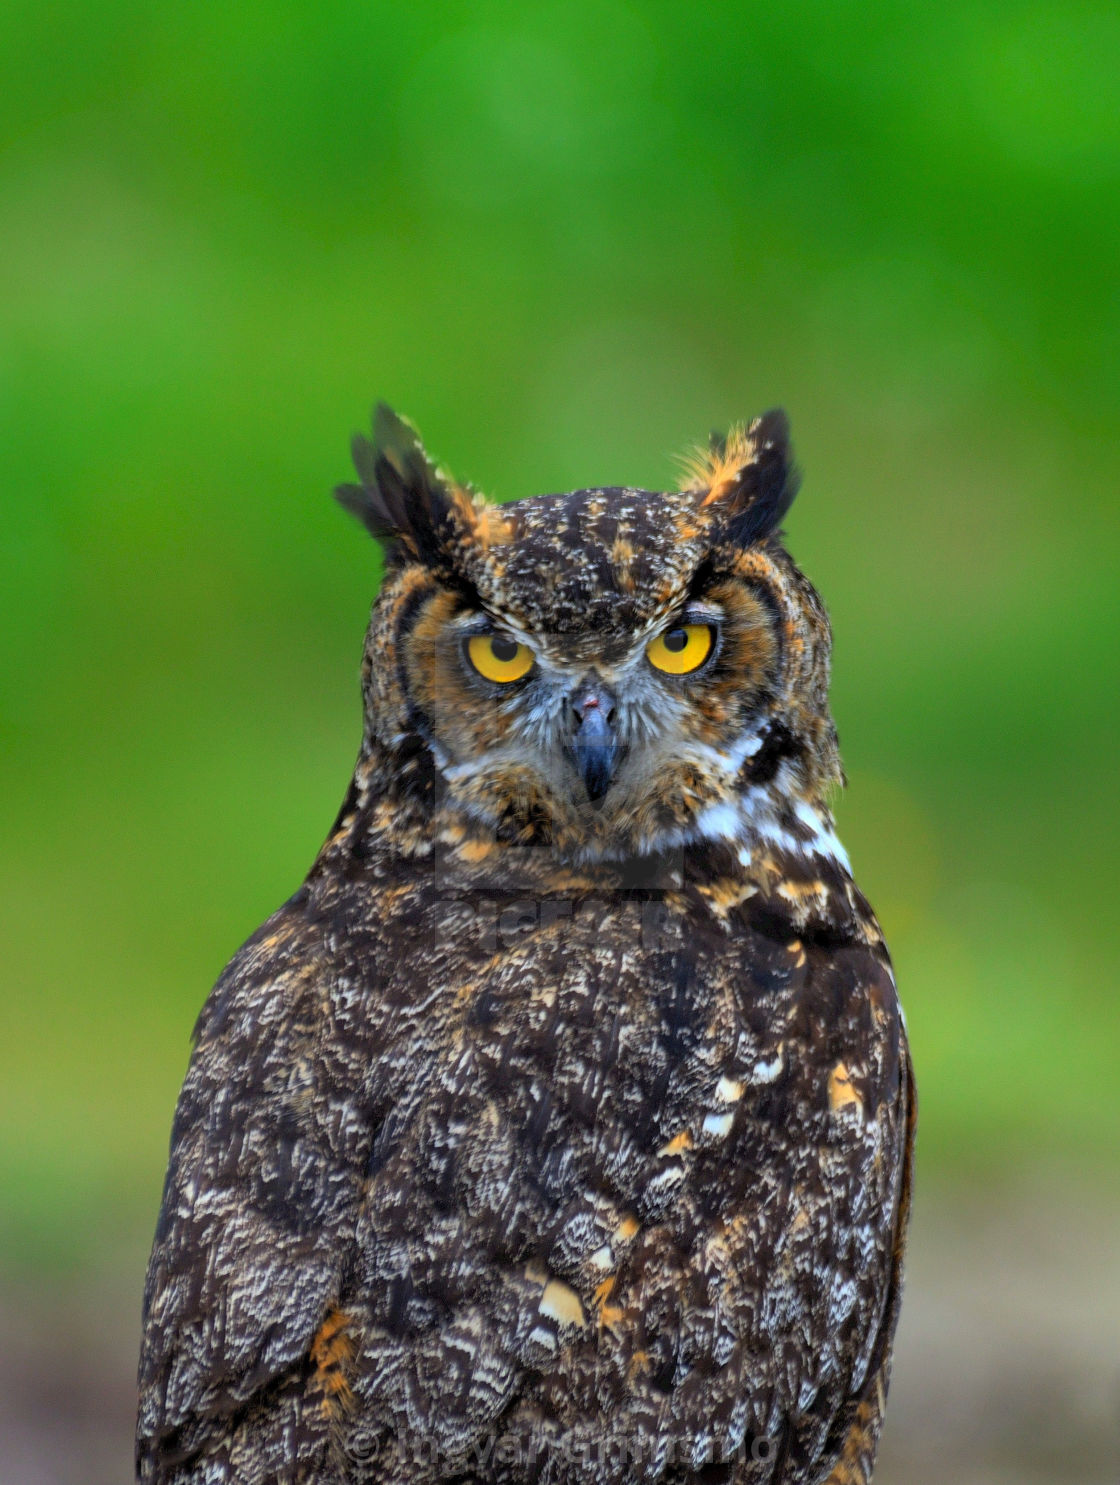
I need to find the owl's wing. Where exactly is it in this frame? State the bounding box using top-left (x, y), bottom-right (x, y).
top-left (820, 1029), bottom-right (917, 1485)
top-left (137, 892), bottom-right (365, 1479)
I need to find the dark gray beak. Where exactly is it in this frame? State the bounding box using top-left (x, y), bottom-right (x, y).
top-left (570, 684), bottom-right (618, 802)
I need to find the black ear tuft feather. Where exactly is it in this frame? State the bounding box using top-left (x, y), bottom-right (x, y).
top-left (335, 403), bottom-right (460, 563)
top-left (696, 409), bottom-right (800, 547)
top-left (724, 410), bottom-right (799, 547)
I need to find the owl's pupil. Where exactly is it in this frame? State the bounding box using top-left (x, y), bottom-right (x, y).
top-left (663, 629), bottom-right (688, 653)
top-left (490, 636), bottom-right (519, 663)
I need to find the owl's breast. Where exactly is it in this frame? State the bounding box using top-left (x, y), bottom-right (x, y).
top-left (329, 869), bottom-right (907, 1479)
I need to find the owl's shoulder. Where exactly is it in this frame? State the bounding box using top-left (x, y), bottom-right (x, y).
top-left (138, 888), bottom-right (377, 1470)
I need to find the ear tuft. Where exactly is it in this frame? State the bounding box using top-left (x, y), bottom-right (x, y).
top-left (335, 403), bottom-right (464, 563)
top-left (679, 409), bottom-right (799, 546)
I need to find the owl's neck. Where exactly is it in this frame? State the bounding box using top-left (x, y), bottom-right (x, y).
top-left (334, 733), bottom-right (847, 882)
top-left (316, 737), bottom-right (878, 946)
top-left (688, 776), bottom-right (850, 878)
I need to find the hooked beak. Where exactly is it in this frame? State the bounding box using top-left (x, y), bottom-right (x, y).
top-left (569, 683), bottom-right (618, 802)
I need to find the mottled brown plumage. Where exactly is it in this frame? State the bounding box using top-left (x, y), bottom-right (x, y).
top-left (138, 406), bottom-right (914, 1484)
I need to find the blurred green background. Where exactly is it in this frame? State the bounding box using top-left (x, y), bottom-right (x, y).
top-left (2, 0), bottom-right (1118, 1286)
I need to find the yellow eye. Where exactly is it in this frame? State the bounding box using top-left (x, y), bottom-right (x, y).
top-left (466, 633), bottom-right (534, 683)
top-left (646, 623), bottom-right (715, 675)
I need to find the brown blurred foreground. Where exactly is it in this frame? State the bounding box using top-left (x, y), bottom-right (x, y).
top-left (2, 1169), bottom-right (1116, 1484)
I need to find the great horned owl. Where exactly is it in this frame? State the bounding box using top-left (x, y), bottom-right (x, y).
top-left (138, 405), bottom-right (914, 1485)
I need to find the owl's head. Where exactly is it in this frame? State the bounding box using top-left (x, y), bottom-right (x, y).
top-left (338, 405), bottom-right (842, 865)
